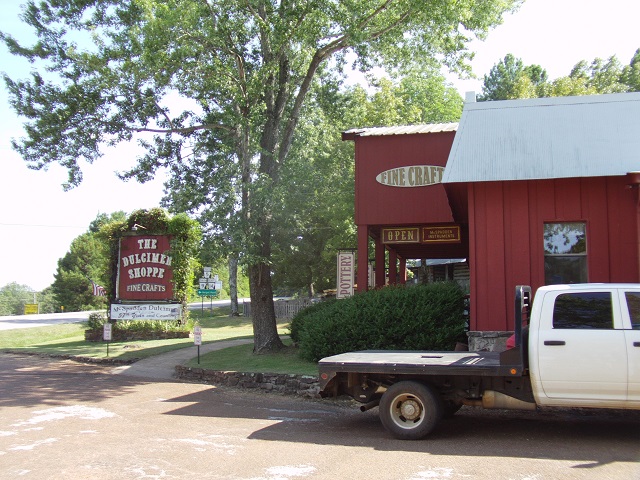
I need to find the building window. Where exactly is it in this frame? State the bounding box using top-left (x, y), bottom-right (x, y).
top-left (544, 222), bottom-right (587, 285)
top-left (552, 292), bottom-right (613, 329)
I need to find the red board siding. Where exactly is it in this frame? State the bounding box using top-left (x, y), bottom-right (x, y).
top-left (354, 133), bottom-right (455, 225)
top-left (469, 177), bottom-right (639, 331)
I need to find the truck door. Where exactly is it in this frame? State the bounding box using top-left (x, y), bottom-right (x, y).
top-left (536, 290), bottom-right (628, 403)
top-left (620, 290), bottom-right (640, 402)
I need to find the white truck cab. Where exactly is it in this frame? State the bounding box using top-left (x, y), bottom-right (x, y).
top-left (528, 284), bottom-right (640, 408)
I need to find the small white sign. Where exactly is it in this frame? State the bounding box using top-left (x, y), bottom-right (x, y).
top-left (103, 323), bottom-right (112, 341)
top-left (193, 326), bottom-right (202, 346)
top-left (110, 304), bottom-right (182, 320)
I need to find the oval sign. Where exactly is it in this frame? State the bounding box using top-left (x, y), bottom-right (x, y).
top-left (376, 165), bottom-right (444, 187)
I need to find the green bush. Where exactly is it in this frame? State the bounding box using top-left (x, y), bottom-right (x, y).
top-left (85, 315), bottom-right (190, 335)
top-left (87, 311), bottom-right (108, 330)
top-left (291, 282), bottom-right (466, 362)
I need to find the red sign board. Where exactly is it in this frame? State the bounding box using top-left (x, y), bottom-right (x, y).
top-left (117, 235), bottom-right (174, 301)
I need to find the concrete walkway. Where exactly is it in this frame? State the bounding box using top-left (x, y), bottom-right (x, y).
top-left (111, 338), bottom-right (254, 380)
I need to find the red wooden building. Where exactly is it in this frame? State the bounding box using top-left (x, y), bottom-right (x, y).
top-left (346, 92), bottom-right (640, 342)
top-left (343, 123), bottom-right (466, 292)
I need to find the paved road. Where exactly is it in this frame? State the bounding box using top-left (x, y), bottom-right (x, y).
top-left (0, 311), bottom-right (92, 331)
top-left (0, 299), bottom-right (248, 331)
top-left (1, 353), bottom-right (639, 480)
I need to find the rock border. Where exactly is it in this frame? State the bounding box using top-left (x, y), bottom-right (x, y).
top-left (175, 365), bottom-right (320, 398)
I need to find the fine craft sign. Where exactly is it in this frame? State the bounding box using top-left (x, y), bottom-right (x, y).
top-left (376, 165), bottom-right (444, 188)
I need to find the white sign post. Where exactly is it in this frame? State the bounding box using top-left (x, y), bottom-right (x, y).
top-left (193, 325), bottom-right (202, 364)
top-left (103, 323), bottom-right (112, 357)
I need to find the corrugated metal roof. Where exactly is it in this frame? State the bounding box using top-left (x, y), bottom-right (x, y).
top-left (344, 123), bottom-right (458, 138)
top-left (442, 92), bottom-right (640, 184)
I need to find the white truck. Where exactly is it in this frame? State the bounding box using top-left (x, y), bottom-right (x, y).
top-left (317, 284), bottom-right (640, 439)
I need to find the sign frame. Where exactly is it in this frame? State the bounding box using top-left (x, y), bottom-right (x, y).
top-left (337, 250), bottom-right (355, 299)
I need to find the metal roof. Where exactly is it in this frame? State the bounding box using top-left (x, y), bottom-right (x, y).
top-left (442, 92), bottom-right (640, 184)
top-left (343, 123), bottom-right (458, 139)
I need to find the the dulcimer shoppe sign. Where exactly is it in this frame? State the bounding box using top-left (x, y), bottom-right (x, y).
top-left (117, 235), bottom-right (175, 301)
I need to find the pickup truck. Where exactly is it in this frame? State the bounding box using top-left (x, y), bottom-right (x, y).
top-left (317, 284), bottom-right (640, 439)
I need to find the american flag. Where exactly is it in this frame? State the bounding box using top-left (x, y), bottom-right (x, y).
top-left (92, 281), bottom-right (107, 296)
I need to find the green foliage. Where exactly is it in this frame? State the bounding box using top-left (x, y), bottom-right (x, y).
top-left (0, 282), bottom-right (37, 315)
top-left (167, 212), bottom-right (203, 306)
top-left (51, 230), bottom-right (110, 312)
top-left (190, 256), bottom-right (250, 300)
top-left (85, 314), bottom-right (189, 335)
top-left (480, 50), bottom-right (640, 101)
top-left (291, 282), bottom-right (467, 362)
top-left (479, 53), bottom-right (548, 101)
top-left (86, 311), bottom-right (108, 330)
top-left (622, 49), bottom-right (640, 91)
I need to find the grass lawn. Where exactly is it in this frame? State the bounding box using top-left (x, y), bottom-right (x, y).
top-left (186, 339), bottom-right (318, 376)
top-left (0, 307), bottom-right (316, 376)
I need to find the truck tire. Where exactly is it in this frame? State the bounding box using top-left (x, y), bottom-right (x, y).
top-left (379, 381), bottom-right (443, 440)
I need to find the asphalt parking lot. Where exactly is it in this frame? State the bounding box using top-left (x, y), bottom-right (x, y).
top-left (1, 353), bottom-right (639, 480)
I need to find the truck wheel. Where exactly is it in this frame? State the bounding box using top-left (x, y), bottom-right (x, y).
top-left (379, 381), bottom-right (443, 440)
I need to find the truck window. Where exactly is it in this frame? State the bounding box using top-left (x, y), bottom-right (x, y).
top-left (624, 292), bottom-right (640, 329)
top-left (552, 292), bottom-right (613, 329)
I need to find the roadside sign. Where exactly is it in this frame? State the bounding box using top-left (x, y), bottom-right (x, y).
top-left (103, 323), bottom-right (112, 341)
top-left (193, 325), bottom-right (202, 346)
top-left (24, 304), bottom-right (38, 315)
top-left (197, 289), bottom-right (218, 296)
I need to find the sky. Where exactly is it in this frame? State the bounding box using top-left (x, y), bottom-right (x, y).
top-left (1, 0), bottom-right (639, 292)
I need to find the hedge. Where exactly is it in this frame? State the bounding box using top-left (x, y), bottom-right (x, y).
top-left (291, 282), bottom-right (466, 362)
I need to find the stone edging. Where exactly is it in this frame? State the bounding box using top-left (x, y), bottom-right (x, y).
top-left (3, 350), bottom-right (138, 366)
top-left (174, 365), bottom-right (321, 398)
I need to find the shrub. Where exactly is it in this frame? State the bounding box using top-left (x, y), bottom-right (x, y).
top-left (87, 311), bottom-right (108, 330)
top-left (292, 282), bottom-right (466, 362)
top-left (84, 316), bottom-right (191, 341)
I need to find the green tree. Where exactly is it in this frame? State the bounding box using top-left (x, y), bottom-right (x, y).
top-left (482, 51), bottom-right (640, 101)
top-left (479, 54), bottom-right (548, 101)
top-left (50, 211), bottom-right (127, 312)
top-left (622, 48), bottom-right (640, 91)
top-left (51, 232), bottom-right (109, 312)
top-left (2, 0), bottom-right (521, 352)
top-left (36, 287), bottom-right (58, 314)
top-left (0, 282), bottom-right (37, 315)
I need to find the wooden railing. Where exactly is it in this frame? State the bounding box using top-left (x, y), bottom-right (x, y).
top-left (243, 298), bottom-right (314, 318)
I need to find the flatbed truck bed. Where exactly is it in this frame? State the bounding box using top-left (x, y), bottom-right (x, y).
top-left (319, 350), bottom-right (508, 376)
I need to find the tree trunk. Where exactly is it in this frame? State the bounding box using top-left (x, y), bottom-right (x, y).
top-left (228, 255), bottom-right (239, 316)
top-left (249, 261), bottom-right (284, 354)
